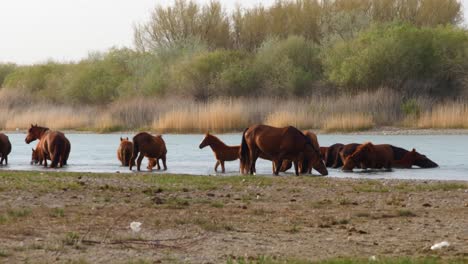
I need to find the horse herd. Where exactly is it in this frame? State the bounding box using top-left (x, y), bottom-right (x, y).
top-left (0, 124), bottom-right (438, 175)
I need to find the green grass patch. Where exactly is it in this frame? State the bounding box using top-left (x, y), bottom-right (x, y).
top-left (353, 180), bottom-right (389, 193)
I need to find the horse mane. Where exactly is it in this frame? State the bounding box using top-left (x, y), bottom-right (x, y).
top-left (206, 133), bottom-right (228, 147)
top-left (350, 142), bottom-right (373, 159)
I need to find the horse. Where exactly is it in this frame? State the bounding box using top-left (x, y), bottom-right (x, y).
top-left (319, 147), bottom-right (328, 161)
top-left (279, 130), bottom-right (324, 174)
top-left (337, 143), bottom-right (360, 168)
top-left (391, 146), bottom-right (438, 168)
top-left (118, 137), bottom-right (133, 166)
top-left (342, 142), bottom-right (393, 171)
top-left (130, 132), bottom-right (167, 171)
top-left (323, 143), bottom-right (344, 168)
top-left (147, 158), bottom-right (161, 171)
top-left (199, 132), bottom-right (240, 173)
top-left (240, 125), bottom-right (327, 176)
top-left (25, 124), bottom-right (69, 168)
top-left (31, 141), bottom-right (46, 165)
top-left (0, 133), bottom-right (12, 165)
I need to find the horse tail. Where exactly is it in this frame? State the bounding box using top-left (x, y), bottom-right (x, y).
top-left (239, 128), bottom-right (249, 174)
top-left (130, 140), bottom-right (139, 169)
top-left (120, 146), bottom-right (127, 166)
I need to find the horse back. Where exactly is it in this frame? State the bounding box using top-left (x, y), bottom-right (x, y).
top-left (133, 132), bottom-right (166, 158)
top-left (0, 133), bottom-right (11, 155)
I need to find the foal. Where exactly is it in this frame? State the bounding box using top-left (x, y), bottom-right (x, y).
top-left (199, 132), bottom-right (240, 173)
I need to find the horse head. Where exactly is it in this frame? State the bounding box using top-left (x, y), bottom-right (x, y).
top-left (199, 132), bottom-right (211, 149)
top-left (25, 124), bottom-right (48, 144)
top-left (304, 143), bottom-right (328, 176)
top-left (411, 149), bottom-right (439, 168)
top-left (31, 148), bottom-right (39, 165)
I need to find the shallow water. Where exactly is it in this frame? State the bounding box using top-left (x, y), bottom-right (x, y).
top-left (1, 133), bottom-right (467, 181)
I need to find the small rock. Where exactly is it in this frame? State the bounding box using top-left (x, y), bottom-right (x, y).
top-left (241, 205), bottom-right (248, 209)
top-left (290, 199), bottom-right (296, 202)
top-left (207, 193), bottom-right (215, 197)
top-left (422, 203), bottom-right (432, 207)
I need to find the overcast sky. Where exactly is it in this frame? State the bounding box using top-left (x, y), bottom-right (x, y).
top-left (0, 0), bottom-right (465, 65)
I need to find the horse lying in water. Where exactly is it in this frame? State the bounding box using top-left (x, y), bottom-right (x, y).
top-left (240, 125), bottom-right (327, 176)
top-left (342, 142), bottom-right (438, 171)
top-left (342, 142), bottom-right (393, 171)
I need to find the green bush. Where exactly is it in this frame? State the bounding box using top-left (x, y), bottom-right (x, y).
top-left (0, 64), bottom-right (16, 87)
top-left (322, 23), bottom-right (468, 94)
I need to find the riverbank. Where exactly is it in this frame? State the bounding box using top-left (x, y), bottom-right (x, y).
top-left (0, 171), bottom-right (466, 263)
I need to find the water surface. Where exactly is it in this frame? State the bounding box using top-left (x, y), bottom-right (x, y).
top-left (2, 133), bottom-right (467, 181)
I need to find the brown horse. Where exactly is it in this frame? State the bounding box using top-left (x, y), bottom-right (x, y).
top-left (147, 158), bottom-right (161, 170)
top-left (342, 142), bottom-right (393, 171)
top-left (0, 133), bottom-right (12, 165)
top-left (118, 137), bottom-right (133, 166)
top-left (391, 146), bottom-right (438, 168)
top-left (319, 146), bottom-right (328, 161)
top-left (337, 143), bottom-right (360, 168)
top-left (32, 137), bottom-right (70, 166)
top-left (25, 124), bottom-right (70, 168)
top-left (199, 132), bottom-right (240, 173)
top-left (323, 143), bottom-right (344, 168)
top-left (279, 130), bottom-right (324, 174)
top-left (240, 125), bottom-right (327, 176)
top-left (130, 132), bottom-right (167, 171)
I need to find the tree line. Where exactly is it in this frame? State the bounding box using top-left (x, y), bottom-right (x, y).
top-left (0, 0), bottom-right (466, 104)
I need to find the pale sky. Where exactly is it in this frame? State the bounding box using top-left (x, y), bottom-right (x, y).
top-left (0, 0), bottom-right (465, 65)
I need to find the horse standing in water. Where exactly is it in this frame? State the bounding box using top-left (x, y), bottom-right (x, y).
top-left (117, 137), bottom-right (133, 166)
top-left (0, 133), bottom-right (12, 165)
top-left (25, 124), bottom-right (70, 168)
top-left (391, 146), bottom-right (438, 168)
top-left (130, 132), bottom-right (167, 172)
top-left (240, 125), bottom-right (328, 176)
top-left (31, 137), bottom-right (70, 166)
top-left (199, 132), bottom-right (240, 173)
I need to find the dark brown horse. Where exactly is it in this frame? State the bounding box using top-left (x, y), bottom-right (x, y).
top-left (240, 125), bottom-right (327, 176)
top-left (323, 143), bottom-right (344, 168)
top-left (0, 133), bottom-right (12, 165)
top-left (25, 124), bottom-right (70, 168)
top-left (342, 142), bottom-right (393, 171)
top-left (199, 132), bottom-right (240, 173)
top-left (130, 132), bottom-right (167, 171)
top-left (391, 146), bottom-right (438, 168)
top-left (279, 130), bottom-right (324, 174)
top-left (319, 146), bottom-right (328, 161)
top-left (118, 137), bottom-right (133, 166)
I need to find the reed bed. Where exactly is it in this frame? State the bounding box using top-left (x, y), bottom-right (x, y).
top-left (323, 113), bottom-right (375, 132)
top-left (0, 88), bottom-right (466, 132)
top-left (417, 103), bottom-right (468, 129)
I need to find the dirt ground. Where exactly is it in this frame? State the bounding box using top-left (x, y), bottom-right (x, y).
top-left (0, 171), bottom-right (466, 263)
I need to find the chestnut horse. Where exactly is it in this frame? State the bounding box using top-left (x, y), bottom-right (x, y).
top-left (240, 125), bottom-right (327, 176)
top-left (342, 142), bottom-right (393, 171)
top-left (118, 137), bottom-right (133, 166)
top-left (32, 137), bottom-right (70, 166)
top-left (199, 132), bottom-right (240, 173)
top-left (25, 124), bottom-right (70, 168)
top-left (130, 132), bottom-right (167, 171)
top-left (391, 146), bottom-right (438, 168)
top-left (0, 133), bottom-right (12, 165)
top-left (338, 143), bottom-right (360, 168)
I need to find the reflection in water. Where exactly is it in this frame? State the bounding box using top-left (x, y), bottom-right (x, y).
top-left (2, 133), bottom-right (467, 181)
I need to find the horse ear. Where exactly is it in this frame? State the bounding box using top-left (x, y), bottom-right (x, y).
top-left (126, 137), bottom-right (129, 140)
top-left (411, 148), bottom-right (416, 152)
top-left (32, 148), bottom-right (34, 152)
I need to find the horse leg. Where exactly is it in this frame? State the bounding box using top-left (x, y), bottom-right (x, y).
top-left (136, 153), bottom-right (144, 171)
top-left (156, 159), bottom-right (161, 170)
top-left (0, 156), bottom-right (3, 165)
top-left (214, 160), bottom-right (220, 172)
top-left (221, 160), bottom-right (225, 173)
top-left (293, 160), bottom-right (299, 176)
top-left (272, 161), bottom-right (276, 174)
top-left (162, 155), bottom-right (167, 171)
top-left (4, 155), bottom-right (7, 165)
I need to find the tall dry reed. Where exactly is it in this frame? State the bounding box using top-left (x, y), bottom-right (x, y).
top-left (417, 103), bottom-right (468, 128)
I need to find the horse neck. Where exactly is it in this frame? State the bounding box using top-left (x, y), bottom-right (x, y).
top-left (206, 136), bottom-right (228, 152)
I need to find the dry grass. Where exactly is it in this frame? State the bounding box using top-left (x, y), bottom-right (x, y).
top-left (323, 113), bottom-right (375, 132)
top-left (153, 99), bottom-right (249, 133)
top-left (417, 102), bottom-right (468, 129)
top-left (0, 88), bottom-right (466, 132)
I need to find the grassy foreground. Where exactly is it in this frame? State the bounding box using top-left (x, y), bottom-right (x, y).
top-left (0, 171), bottom-right (467, 263)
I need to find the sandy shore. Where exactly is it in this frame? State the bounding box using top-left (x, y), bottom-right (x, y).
top-left (0, 171), bottom-right (466, 263)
